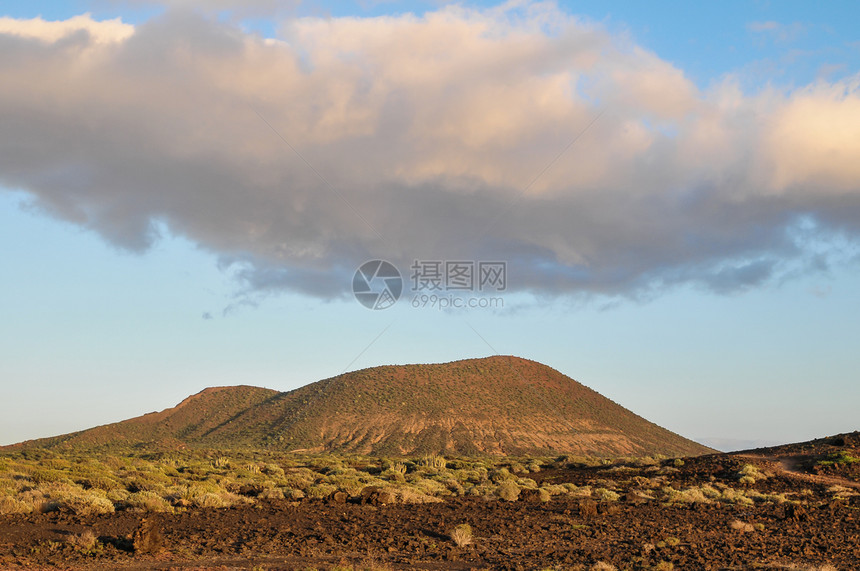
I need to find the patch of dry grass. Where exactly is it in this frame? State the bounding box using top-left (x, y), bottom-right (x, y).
top-left (449, 523), bottom-right (472, 547)
top-left (729, 519), bottom-right (755, 533)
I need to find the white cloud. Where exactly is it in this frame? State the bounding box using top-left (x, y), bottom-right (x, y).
top-left (0, 13), bottom-right (133, 43)
top-left (747, 20), bottom-right (806, 43)
top-left (748, 21), bottom-right (780, 33)
top-left (0, 5), bottom-right (859, 299)
top-left (762, 79), bottom-right (860, 193)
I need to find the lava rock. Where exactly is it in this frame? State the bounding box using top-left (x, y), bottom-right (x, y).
top-left (132, 518), bottom-right (163, 554)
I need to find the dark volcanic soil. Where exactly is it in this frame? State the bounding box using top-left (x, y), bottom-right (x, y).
top-left (2, 447), bottom-right (859, 570)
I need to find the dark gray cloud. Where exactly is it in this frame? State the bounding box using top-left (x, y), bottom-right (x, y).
top-left (1, 5), bottom-right (859, 301)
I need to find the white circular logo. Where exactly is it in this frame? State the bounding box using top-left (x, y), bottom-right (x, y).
top-left (352, 260), bottom-right (402, 310)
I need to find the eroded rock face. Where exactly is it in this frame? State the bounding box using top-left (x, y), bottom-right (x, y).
top-left (359, 486), bottom-right (395, 505)
top-left (326, 491), bottom-right (349, 504)
top-left (131, 518), bottom-right (163, 554)
top-left (777, 503), bottom-right (807, 521)
top-left (518, 488), bottom-right (543, 502)
top-left (624, 490), bottom-right (652, 504)
top-left (578, 499), bottom-right (598, 517)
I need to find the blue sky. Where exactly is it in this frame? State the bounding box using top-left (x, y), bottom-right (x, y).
top-left (1, 1), bottom-right (859, 450)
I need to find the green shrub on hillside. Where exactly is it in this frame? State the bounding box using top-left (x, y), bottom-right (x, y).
top-left (496, 480), bottom-right (520, 501)
top-left (818, 451), bottom-right (860, 467)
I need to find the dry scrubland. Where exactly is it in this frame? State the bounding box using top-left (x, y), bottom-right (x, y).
top-left (0, 450), bottom-right (690, 516)
top-left (1, 444), bottom-right (859, 570)
top-left (6, 450), bottom-right (850, 517)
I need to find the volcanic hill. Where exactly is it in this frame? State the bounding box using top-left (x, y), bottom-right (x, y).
top-left (12, 356), bottom-right (711, 457)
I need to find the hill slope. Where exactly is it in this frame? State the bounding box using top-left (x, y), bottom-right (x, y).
top-left (10, 356), bottom-right (711, 457)
top-left (18, 386), bottom-right (280, 451)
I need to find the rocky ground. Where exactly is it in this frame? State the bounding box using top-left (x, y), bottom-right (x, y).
top-left (1, 436), bottom-right (859, 570)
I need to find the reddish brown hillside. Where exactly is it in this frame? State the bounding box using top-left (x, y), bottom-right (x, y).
top-left (10, 386), bottom-right (279, 452)
top-left (8, 356), bottom-right (712, 457)
top-left (201, 356), bottom-right (710, 456)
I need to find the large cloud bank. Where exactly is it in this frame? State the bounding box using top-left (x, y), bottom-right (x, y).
top-left (1, 3), bottom-right (859, 298)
